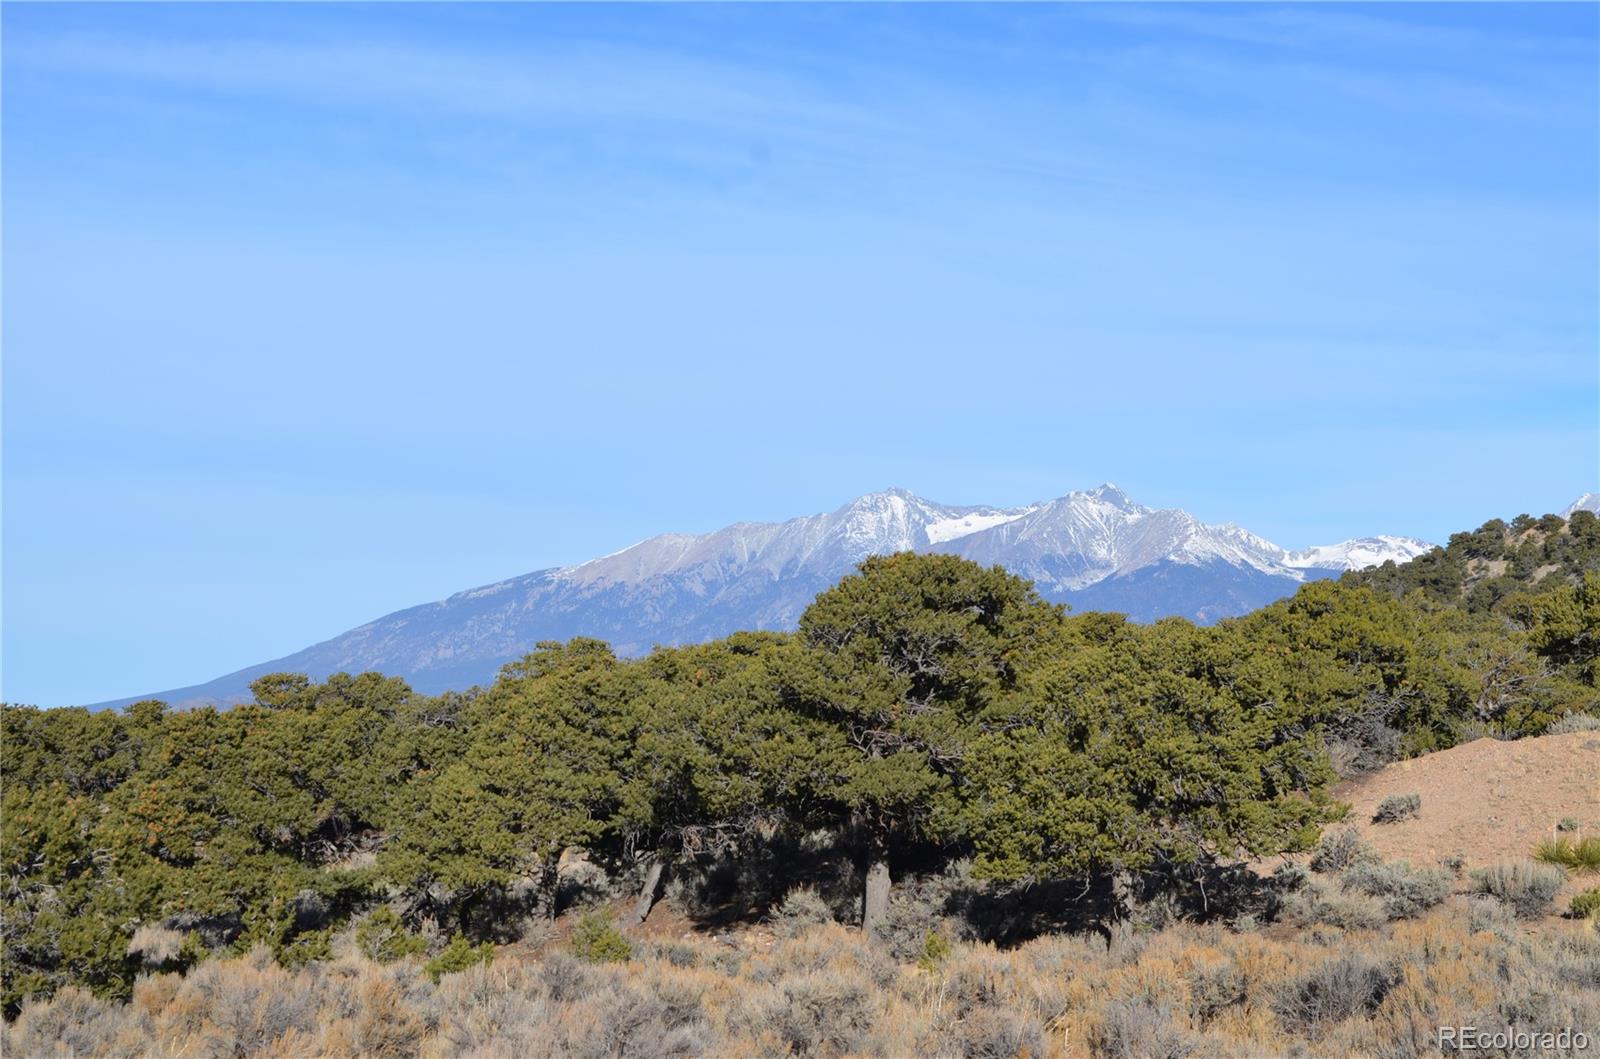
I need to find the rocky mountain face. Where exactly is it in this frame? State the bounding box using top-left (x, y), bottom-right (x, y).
top-left (95, 485), bottom-right (1433, 709)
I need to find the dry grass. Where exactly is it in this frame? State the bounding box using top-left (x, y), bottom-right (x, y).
top-left (4, 910), bottom-right (1597, 1058)
top-left (126, 925), bottom-right (185, 966)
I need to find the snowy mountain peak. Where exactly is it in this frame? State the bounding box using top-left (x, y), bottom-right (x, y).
top-left (1085, 482), bottom-right (1138, 510)
top-left (93, 483), bottom-right (1439, 709)
top-left (1565, 494), bottom-right (1600, 518)
top-left (834, 489), bottom-right (930, 553)
top-left (555, 485), bottom-right (1435, 596)
top-left (1282, 535), bottom-right (1435, 572)
top-left (846, 486), bottom-right (920, 507)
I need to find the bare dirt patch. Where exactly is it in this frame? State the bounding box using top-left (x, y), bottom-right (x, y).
top-left (1333, 731), bottom-right (1600, 908)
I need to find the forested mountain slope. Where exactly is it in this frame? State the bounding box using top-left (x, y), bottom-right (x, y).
top-left (1345, 508), bottom-right (1600, 613)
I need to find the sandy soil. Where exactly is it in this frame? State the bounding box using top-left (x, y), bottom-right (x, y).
top-left (1331, 731), bottom-right (1600, 908)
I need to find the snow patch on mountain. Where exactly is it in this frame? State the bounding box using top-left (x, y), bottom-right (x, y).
top-left (1167, 520), bottom-right (1289, 574)
top-left (925, 508), bottom-right (1036, 545)
top-left (1283, 535), bottom-right (1435, 571)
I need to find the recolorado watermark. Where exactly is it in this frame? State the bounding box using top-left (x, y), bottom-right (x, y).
top-left (1437, 1025), bottom-right (1592, 1053)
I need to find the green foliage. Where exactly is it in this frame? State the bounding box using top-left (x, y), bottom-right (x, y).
top-left (1, 674), bottom-right (411, 1013)
top-left (1348, 512), bottom-right (1600, 613)
top-left (1569, 888), bottom-right (1600, 921)
top-left (355, 908), bottom-right (428, 963)
top-left (1533, 836), bottom-right (1600, 875)
top-left (278, 929), bottom-right (335, 969)
top-left (787, 553), bottom-right (1062, 847)
top-left (424, 934), bottom-right (495, 982)
top-left (570, 911), bottom-right (632, 964)
top-left (964, 614), bottom-right (1336, 886)
top-left (916, 929), bottom-right (951, 972)
top-left (625, 632), bottom-right (810, 860)
top-left (1511, 571), bottom-right (1600, 689)
top-left (381, 639), bottom-right (645, 929)
top-left (1339, 513), bottom-right (1600, 730)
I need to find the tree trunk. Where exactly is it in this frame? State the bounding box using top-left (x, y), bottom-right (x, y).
top-left (621, 855), bottom-right (667, 930)
top-left (1110, 868), bottom-right (1138, 922)
top-left (541, 856), bottom-right (561, 920)
top-left (862, 838), bottom-right (891, 937)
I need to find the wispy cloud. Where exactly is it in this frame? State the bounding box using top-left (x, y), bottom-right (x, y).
top-left (8, 7), bottom-right (1588, 211)
top-left (12, 32), bottom-right (878, 140)
top-left (1078, 4), bottom-right (1592, 63)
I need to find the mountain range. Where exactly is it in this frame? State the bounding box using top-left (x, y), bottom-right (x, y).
top-left (91, 484), bottom-right (1436, 710)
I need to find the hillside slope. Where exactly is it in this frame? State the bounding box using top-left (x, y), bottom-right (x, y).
top-left (1335, 731), bottom-right (1600, 892)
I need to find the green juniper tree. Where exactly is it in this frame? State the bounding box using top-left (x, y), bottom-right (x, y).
top-left (385, 640), bottom-right (635, 929)
top-left (617, 632), bottom-right (820, 926)
top-left (964, 616), bottom-right (1336, 918)
top-left (784, 552), bottom-right (1061, 933)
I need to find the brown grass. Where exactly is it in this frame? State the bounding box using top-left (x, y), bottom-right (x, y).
top-left (5, 907), bottom-right (1596, 1058)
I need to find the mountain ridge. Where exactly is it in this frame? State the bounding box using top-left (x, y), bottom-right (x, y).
top-left (90, 484), bottom-right (1434, 710)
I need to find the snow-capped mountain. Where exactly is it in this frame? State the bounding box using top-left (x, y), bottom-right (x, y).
top-left (1565, 494), bottom-right (1600, 517)
top-left (92, 486), bottom-right (1434, 709)
top-left (1281, 536), bottom-right (1435, 572)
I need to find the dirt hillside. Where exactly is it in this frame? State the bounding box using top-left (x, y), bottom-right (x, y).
top-left (1333, 731), bottom-right (1600, 902)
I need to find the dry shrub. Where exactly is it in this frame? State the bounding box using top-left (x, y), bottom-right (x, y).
top-left (1017, 929), bottom-right (1116, 979)
top-left (8, 905), bottom-right (1600, 1059)
top-left (739, 969), bottom-right (877, 1057)
top-left (1340, 861), bottom-right (1452, 920)
top-left (1472, 860), bottom-right (1567, 919)
top-left (941, 947), bottom-right (1012, 1018)
top-left (1547, 711), bottom-right (1600, 734)
top-left (169, 947), bottom-right (324, 1056)
top-left (127, 923), bottom-right (186, 966)
top-left (770, 885), bottom-right (835, 939)
top-left (1088, 996), bottom-right (1199, 1059)
top-left (1186, 959), bottom-right (1248, 1024)
top-left (1463, 894), bottom-right (1519, 940)
top-left (1488, 931), bottom-right (1600, 1059)
top-left (1366, 917), bottom-right (1507, 1059)
top-left (747, 922), bottom-right (897, 991)
top-left (1372, 794), bottom-right (1421, 825)
top-left (1308, 828), bottom-right (1372, 874)
top-left (1281, 876), bottom-right (1388, 931)
top-left (429, 963), bottom-right (552, 1056)
top-left (949, 1007), bottom-right (1048, 1059)
top-left (328, 969), bottom-right (430, 1058)
top-left (1273, 951), bottom-right (1395, 1037)
top-left (4, 985), bottom-right (149, 1059)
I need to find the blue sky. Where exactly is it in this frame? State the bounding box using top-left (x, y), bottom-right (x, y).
top-left (3, 3), bottom-right (1596, 707)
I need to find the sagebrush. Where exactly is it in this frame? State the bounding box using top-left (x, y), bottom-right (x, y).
top-left (6, 910), bottom-right (1597, 1059)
